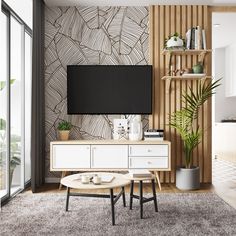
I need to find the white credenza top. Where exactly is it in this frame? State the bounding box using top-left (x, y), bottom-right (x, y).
top-left (50, 139), bottom-right (171, 145)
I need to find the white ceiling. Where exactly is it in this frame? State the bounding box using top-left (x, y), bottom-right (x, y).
top-left (212, 13), bottom-right (236, 48)
top-left (44, 0), bottom-right (236, 6)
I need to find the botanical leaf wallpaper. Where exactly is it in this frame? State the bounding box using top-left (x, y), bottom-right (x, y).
top-left (45, 6), bottom-right (149, 178)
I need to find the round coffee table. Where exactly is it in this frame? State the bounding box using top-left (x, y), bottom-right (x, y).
top-left (61, 172), bottom-right (130, 225)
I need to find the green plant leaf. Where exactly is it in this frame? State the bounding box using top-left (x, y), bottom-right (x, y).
top-left (0, 79), bottom-right (16, 91)
top-left (0, 118), bottom-right (6, 130)
top-left (57, 120), bottom-right (72, 130)
top-left (169, 79), bottom-right (221, 168)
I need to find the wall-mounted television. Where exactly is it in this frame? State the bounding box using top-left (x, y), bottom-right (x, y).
top-left (67, 65), bottom-right (152, 114)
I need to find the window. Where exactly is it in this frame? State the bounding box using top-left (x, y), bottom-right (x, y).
top-left (1, 0), bottom-right (32, 202)
top-left (24, 32), bottom-right (32, 183)
top-left (4, 0), bottom-right (32, 28)
top-left (0, 10), bottom-right (8, 199)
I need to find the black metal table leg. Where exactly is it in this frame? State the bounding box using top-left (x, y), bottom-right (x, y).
top-left (110, 189), bottom-right (115, 225)
top-left (66, 187), bottom-right (70, 212)
top-left (130, 180), bottom-right (134, 210)
top-left (139, 180), bottom-right (143, 219)
top-left (151, 179), bottom-right (158, 212)
top-left (122, 186), bottom-right (126, 207)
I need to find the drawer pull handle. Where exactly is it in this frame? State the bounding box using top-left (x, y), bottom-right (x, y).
top-left (147, 161), bottom-right (152, 164)
top-left (147, 149), bottom-right (152, 152)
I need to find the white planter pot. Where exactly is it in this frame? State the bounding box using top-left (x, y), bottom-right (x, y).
top-left (176, 166), bottom-right (200, 190)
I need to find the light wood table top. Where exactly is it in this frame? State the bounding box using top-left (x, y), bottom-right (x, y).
top-left (61, 172), bottom-right (130, 190)
top-left (124, 173), bottom-right (156, 181)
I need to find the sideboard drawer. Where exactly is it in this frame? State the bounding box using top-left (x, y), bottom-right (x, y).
top-left (129, 157), bottom-right (168, 169)
top-left (129, 145), bottom-right (168, 157)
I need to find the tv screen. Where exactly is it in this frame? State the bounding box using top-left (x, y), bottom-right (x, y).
top-left (67, 65), bottom-right (152, 114)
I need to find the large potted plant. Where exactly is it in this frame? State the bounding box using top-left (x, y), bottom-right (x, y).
top-left (57, 120), bottom-right (72, 141)
top-left (170, 79), bottom-right (220, 190)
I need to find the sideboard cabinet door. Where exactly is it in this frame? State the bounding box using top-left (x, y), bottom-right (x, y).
top-left (51, 145), bottom-right (90, 170)
top-left (91, 145), bottom-right (128, 169)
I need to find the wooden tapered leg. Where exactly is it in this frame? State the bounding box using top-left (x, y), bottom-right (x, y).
top-left (59, 171), bottom-right (67, 190)
top-left (154, 171), bottom-right (162, 191)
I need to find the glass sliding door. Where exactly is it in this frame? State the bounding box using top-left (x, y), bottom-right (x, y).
top-left (10, 16), bottom-right (23, 194)
top-left (1, 1), bottom-right (32, 203)
top-left (24, 32), bottom-right (32, 183)
top-left (0, 10), bottom-right (8, 199)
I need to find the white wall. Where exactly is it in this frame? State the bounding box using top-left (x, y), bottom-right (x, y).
top-left (214, 48), bottom-right (236, 122)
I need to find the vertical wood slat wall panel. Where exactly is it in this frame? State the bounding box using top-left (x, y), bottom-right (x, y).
top-left (149, 5), bottom-right (212, 183)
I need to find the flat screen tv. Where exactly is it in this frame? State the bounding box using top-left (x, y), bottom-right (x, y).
top-left (67, 65), bottom-right (152, 114)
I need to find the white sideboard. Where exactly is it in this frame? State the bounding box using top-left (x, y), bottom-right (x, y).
top-left (50, 140), bottom-right (171, 171)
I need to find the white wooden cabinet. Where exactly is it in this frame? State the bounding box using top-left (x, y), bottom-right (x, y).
top-left (91, 145), bottom-right (128, 169)
top-left (51, 145), bottom-right (90, 169)
top-left (50, 140), bottom-right (171, 171)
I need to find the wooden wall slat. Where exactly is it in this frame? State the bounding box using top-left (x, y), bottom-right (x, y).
top-left (150, 5), bottom-right (212, 183)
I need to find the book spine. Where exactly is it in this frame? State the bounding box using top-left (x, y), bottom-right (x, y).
top-left (197, 26), bottom-right (202, 50)
top-left (186, 29), bottom-right (191, 50)
top-left (190, 28), bottom-right (195, 49)
top-left (195, 27), bottom-right (198, 49)
top-left (202, 29), bottom-right (206, 50)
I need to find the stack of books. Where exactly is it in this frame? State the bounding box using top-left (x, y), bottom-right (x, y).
top-left (186, 26), bottom-right (206, 50)
top-left (144, 129), bottom-right (164, 141)
top-left (128, 169), bottom-right (152, 178)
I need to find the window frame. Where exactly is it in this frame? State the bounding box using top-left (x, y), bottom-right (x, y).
top-left (1, 0), bottom-right (32, 204)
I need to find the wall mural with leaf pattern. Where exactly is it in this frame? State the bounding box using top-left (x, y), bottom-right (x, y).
top-left (45, 6), bottom-right (149, 178)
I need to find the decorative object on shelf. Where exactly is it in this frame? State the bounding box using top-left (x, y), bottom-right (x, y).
top-left (113, 119), bottom-right (128, 140)
top-left (192, 62), bottom-right (204, 74)
top-left (129, 115), bottom-right (143, 141)
top-left (170, 79), bottom-right (221, 190)
top-left (57, 120), bottom-right (72, 141)
top-left (161, 49), bottom-right (212, 93)
top-left (183, 68), bottom-right (193, 74)
top-left (144, 129), bottom-right (164, 141)
top-left (186, 26), bottom-right (206, 50)
top-left (165, 32), bottom-right (185, 50)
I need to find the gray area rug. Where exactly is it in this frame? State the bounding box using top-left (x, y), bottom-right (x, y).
top-left (0, 193), bottom-right (236, 236)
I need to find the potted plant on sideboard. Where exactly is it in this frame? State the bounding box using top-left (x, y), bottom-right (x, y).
top-left (170, 79), bottom-right (220, 190)
top-left (57, 120), bottom-right (72, 141)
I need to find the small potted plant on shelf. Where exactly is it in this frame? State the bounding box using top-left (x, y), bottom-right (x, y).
top-left (170, 79), bottom-right (220, 190)
top-left (165, 32), bottom-right (185, 50)
top-left (57, 120), bottom-right (72, 141)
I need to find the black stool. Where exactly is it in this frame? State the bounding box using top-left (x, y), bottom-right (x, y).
top-left (128, 176), bottom-right (158, 219)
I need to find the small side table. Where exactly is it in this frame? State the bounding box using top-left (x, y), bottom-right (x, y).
top-left (125, 174), bottom-right (158, 219)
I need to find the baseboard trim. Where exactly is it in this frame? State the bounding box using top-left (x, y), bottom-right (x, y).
top-left (45, 177), bottom-right (60, 183)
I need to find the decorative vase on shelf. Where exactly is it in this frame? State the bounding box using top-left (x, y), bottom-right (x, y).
top-left (129, 115), bottom-right (143, 141)
top-left (192, 62), bottom-right (203, 74)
